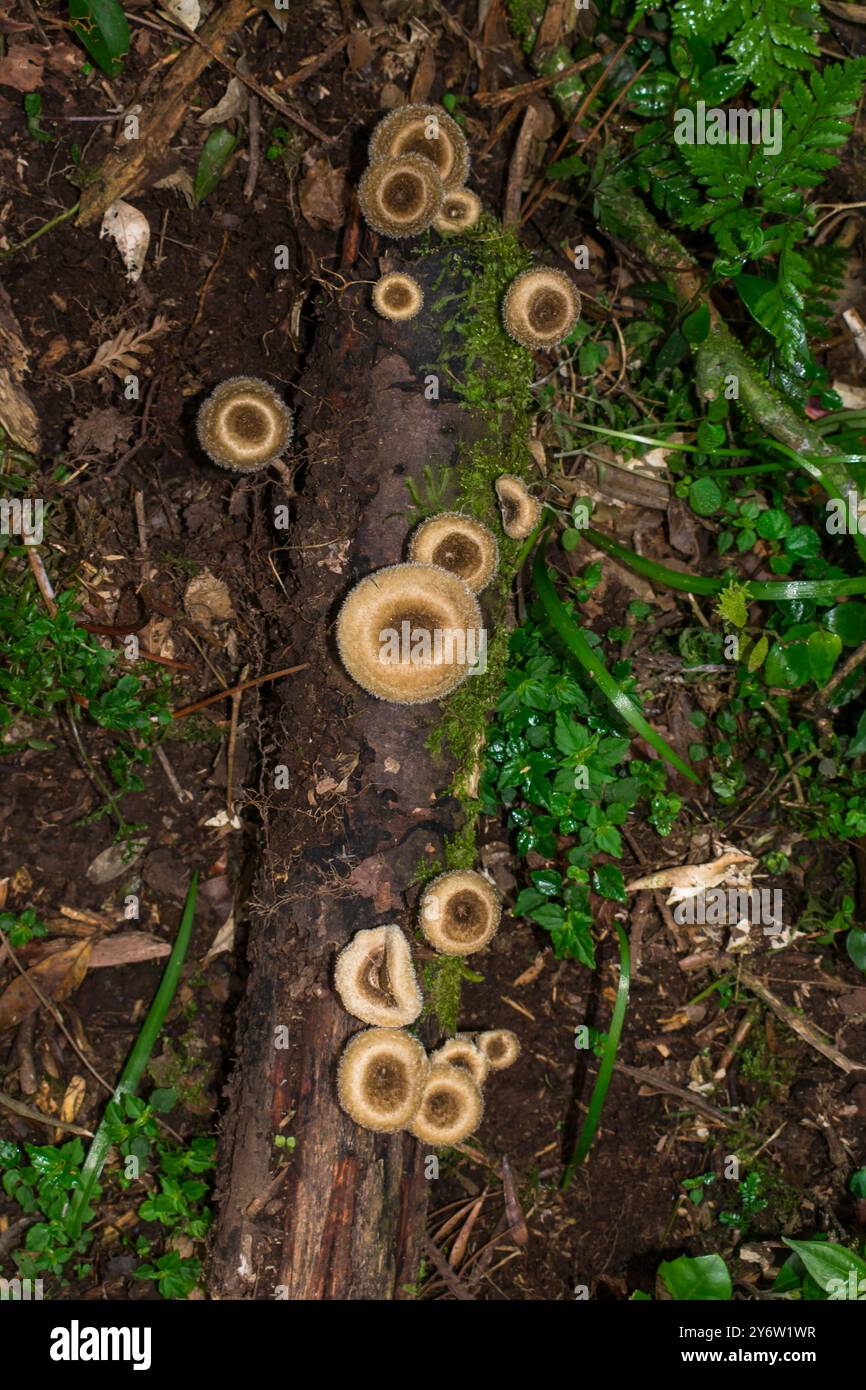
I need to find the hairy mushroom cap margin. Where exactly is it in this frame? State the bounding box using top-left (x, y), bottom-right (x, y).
top-left (372, 271), bottom-right (424, 321)
top-left (502, 267), bottom-right (581, 349)
top-left (337, 1027), bottom-right (429, 1133)
top-left (334, 924), bottom-right (422, 1028)
top-left (494, 473), bottom-right (542, 540)
top-left (357, 153), bottom-right (443, 238)
top-left (477, 1028), bottom-right (521, 1071)
top-left (369, 104), bottom-right (470, 190)
top-left (419, 869), bottom-right (501, 955)
top-left (408, 512), bottom-right (499, 593)
top-left (196, 376), bottom-right (293, 472)
top-left (433, 187), bottom-right (482, 234)
top-left (408, 1062), bottom-right (484, 1145)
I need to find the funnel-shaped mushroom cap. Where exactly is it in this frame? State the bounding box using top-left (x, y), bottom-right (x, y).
top-left (196, 377), bottom-right (294, 471)
top-left (431, 1036), bottom-right (489, 1088)
top-left (337, 1027), bottom-right (428, 1133)
top-left (369, 104), bottom-right (470, 190)
top-left (502, 267), bottom-right (581, 349)
top-left (357, 154), bottom-right (443, 238)
top-left (494, 474), bottom-right (541, 540)
top-left (408, 1063), bottom-right (483, 1145)
top-left (409, 512), bottom-right (499, 593)
top-left (334, 924), bottom-right (422, 1028)
top-left (434, 188), bottom-right (481, 234)
top-left (336, 562), bottom-right (484, 705)
top-left (419, 869), bottom-right (501, 955)
top-left (477, 1028), bottom-right (521, 1071)
top-left (372, 271), bottom-right (424, 322)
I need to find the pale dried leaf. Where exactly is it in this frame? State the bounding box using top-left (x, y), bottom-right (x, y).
top-left (160, 0), bottom-right (201, 30)
top-left (68, 405), bottom-right (134, 457)
top-left (86, 838), bottom-right (148, 885)
top-left (299, 159), bottom-right (347, 231)
top-left (198, 76), bottom-right (247, 125)
top-left (0, 940), bottom-right (92, 1031)
top-left (71, 315), bottom-right (172, 381)
top-left (100, 200), bottom-right (151, 283)
top-left (89, 933), bottom-right (171, 967)
top-left (626, 850), bottom-right (755, 902)
top-left (184, 569), bottom-right (234, 629)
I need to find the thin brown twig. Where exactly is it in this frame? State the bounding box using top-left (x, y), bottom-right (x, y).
top-left (171, 663), bottom-right (309, 720)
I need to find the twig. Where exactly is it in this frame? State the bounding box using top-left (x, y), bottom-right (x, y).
top-left (473, 53), bottom-right (604, 107)
top-left (503, 103), bottom-right (540, 227)
top-left (243, 94), bottom-right (261, 202)
top-left (27, 547), bottom-right (57, 616)
top-left (613, 1062), bottom-right (735, 1125)
top-left (0, 1091), bottom-right (93, 1139)
top-left (737, 966), bottom-right (865, 1076)
top-left (419, 1233), bottom-right (476, 1300)
top-left (171, 663), bottom-right (309, 719)
top-left (226, 663), bottom-right (249, 816)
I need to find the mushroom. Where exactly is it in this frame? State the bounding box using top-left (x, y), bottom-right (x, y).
top-left (408, 1063), bottom-right (483, 1146)
top-left (196, 377), bottom-right (293, 472)
top-left (502, 267), bottom-right (581, 349)
top-left (418, 869), bottom-right (501, 955)
top-left (433, 188), bottom-right (481, 235)
top-left (334, 924), bottom-right (422, 1028)
top-left (336, 562), bottom-right (484, 705)
top-left (337, 1027), bottom-right (428, 1133)
top-left (431, 1036), bottom-right (488, 1089)
top-left (357, 154), bottom-right (443, 238)
top-left (408, 512), bottom-right (499, 593)
top-left (494, 474), bottom-right (541, 540)
top-left (372, 271), bottom-right (424, 322)
top-left (476, 1029), bottom-right (521, 1071)
top-left (369, 104), bottom-right (470, 191)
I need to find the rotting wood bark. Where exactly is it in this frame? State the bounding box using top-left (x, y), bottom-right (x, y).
top-left (209, 264), bottom-right (484, 1299)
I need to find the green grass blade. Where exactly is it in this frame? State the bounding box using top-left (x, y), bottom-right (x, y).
top-left (562, 922), bottom-right (630, 1189)
top-left (66, 873), bottom-right (199, 1240)
top-left (533, 545), bottom-right (699, 783)
top-left (585, 527), bottom-right (866, 600)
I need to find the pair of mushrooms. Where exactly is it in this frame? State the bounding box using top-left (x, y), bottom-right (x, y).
top-left (359, 103), bottom-right (482, 323)
top-left (336, 484), bottom-right (540, 706)
top-left (334, 920), bottom-right (519, 1141)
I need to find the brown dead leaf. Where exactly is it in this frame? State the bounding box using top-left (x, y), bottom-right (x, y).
top-left (299, 158), bottom-right (347, 231)
top-left (347, 28), bottom-right (375, 72)
top-left (69, 314), bottom-right (173, 381)
top-left (183, 569), bottom-right (234, 629)
top-left (0, 42), bottom-right (45, 92)
top-left (89, 933), bottom-right (171, 968)
top-left (37, 335), bottom-right (72, 371)
top-left (512, 953), bottom-right (545, 988)
top-left (68, 405), bottom-right (134, 457)
top-left (626, 850), bottom-right (755, 902)
top-left (59, 1075), bottom-right (86, 1127)
top-left (0, 939), bottom-right (92, 1032)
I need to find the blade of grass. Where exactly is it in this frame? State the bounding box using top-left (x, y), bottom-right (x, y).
top-left (585, 527), bottom-right (866, 600)
top-left (532, 543), bottom-right (699, 783)
top-left (562, 922), bottom-right (630, 1189)
top-left (65, 873), bottom-right (199, 1240)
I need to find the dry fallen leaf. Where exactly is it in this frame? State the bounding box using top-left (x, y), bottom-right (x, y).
top-left (0, 42), bottom-right (45, 92)
top-left (0, 939), bottom-right (92, 1031)
top-left (89, 933), bottom-right (171, 968)
top-left (86, 838), bottom-right (148, 885)
top-left (626, 849), bottom-right (755, 903)
top-left (70, 314), bottom-right (172, 381)
top-left (160, 0), bottom-right (201, 30)
top-left (299, 158), bottom-right (347, 231)
top-left (68, 405), bottom-right (135, 457)
top-left (100, 200), bottom-right (151, 283)
top-left (183, 569), bottom-right (234, 629)
top-left (59, 1075), bottom-right (87, 1127)
top-left (198, 75), bottom-right (248, 125)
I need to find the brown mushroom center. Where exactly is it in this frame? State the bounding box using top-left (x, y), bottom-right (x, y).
top-left (389, 606), bottom-right (439, 642)
top-left (224, 402), bottom-right (270, 445)
top-left (443, 198), bottom-right (466, 222)
top-left (359, 947), bottom-right (397, 1009)
top-left (527, 288), bottom-right (567, 335)
top-left (424, 1086), bottom-right (461, 1127)
top-left (394, 124), bottom-right (449, 173)
top-left (431, 533), bottom-right (482, 577)
top-left (444, 889), bottom-right (487, 942)
top-left (450, 1052), bottom-right (473, 1073)
top-left (487, 1038), bottom-right (507, 1062)
top-left (500, 493), bottom-right (520, 525)
top-left (362, 1054), bottom-right (409, 1110)
top-left (383, 171), bottom-right (423, 217)
top-left (384, 282), bottom-right (413, 311)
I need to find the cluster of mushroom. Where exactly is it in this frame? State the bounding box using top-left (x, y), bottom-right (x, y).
top-left (334, 918), bottom-right (520, 1144)
top-left (359, 103), bottom-right (482, 323)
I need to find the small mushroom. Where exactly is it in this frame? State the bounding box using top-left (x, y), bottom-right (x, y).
top-left (433, 188), bottom-right (481, 235)
top-left (431, 1036), bottom-right (489, 1089)
top-left (357, 154), bottom-right (443, 238)
top-left (369, 104), bottom-right (470, 191)
top-left (477, 1029), bottom-right (521, 1071)
top-left (494, 474), bottom-right (541, 540)
top-left (408, 512), bottom-right (498, 593)
top-left (502, 267), bottom-right (580, 349)
top-left (337, 1027), bottom-right (428, 1133)
top-left (419, 869), bottom-right (501, 955)
top-left (196, 377), bottom-right (293, 472)
top-left (408, 1063), bottom-right (483, 1145)
top-left (334, 924), bottom-right (422, 1028)
top-left (372, 271), bottom-right (424, 322)
top-left (336, 562), bottom-right (484, 705)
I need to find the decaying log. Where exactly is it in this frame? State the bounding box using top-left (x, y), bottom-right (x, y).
top-left (209, 269), bottom-right (483, 1299)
